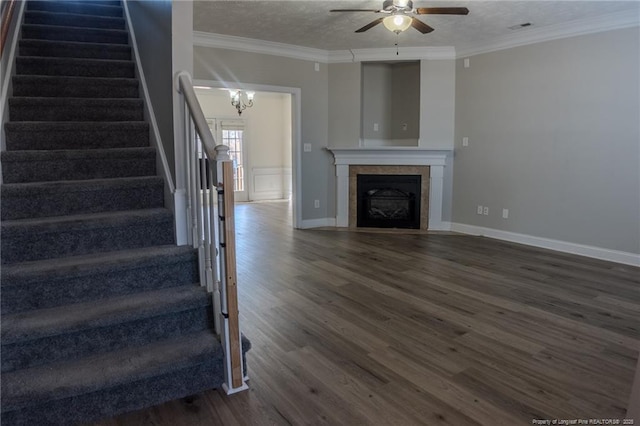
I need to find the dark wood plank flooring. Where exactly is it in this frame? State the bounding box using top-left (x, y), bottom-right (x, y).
top-left (93, 200), bottom-right (639, 426)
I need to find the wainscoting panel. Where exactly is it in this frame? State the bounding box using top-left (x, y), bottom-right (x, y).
top-left (250, 167), bottom-right (290, 201)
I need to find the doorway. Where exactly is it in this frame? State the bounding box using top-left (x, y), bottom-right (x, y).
top-left (194, 83), bottom-right (298, 226)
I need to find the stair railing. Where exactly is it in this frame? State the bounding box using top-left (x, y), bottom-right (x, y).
top-left (0, 0), bottom-right (18, 56)
top-left (175, 71), bottom-right (248, 395)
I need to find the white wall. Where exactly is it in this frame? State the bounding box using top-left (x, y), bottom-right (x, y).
top-left (452, 27), bottom-right (640, 258)
top-left (196, 89), bottom-right (291, 201)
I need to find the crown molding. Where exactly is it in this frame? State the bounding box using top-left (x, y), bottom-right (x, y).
top-left (194, 31), bottom-right (455, 63)
top-left (194, 10), bottom-right (639, 64)
top-left (193, 31), bottom-right (330, 63)
top-left (456, 9), bottom-right (640, 58)
top-left (329, 46), bottom-right (456, 62)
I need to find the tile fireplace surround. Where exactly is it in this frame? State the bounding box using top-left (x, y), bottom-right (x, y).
top-left (327, 148), bottom-right (450, 231)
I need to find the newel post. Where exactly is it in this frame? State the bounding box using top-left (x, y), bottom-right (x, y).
top-left (215, 145), bottom-right (248, 394)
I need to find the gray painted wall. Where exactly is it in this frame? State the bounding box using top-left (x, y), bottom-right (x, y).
top-left (328, 62), bottom-right (361, 148)
top-left (453, 27), bottom-right (640, 254)
top-left (390, 62), bottom-right (420, 140)
top-left (127, 0), bottom-right (175, 178)
top-left (420, 59), bottom-right (456, 150)
top-left (193, 47), bottom-right (333, 220)
top-left (362, 63), bottom-right (393, 139)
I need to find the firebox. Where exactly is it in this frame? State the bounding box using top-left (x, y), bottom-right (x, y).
top-left (357, 174), bottom-right (421, 229)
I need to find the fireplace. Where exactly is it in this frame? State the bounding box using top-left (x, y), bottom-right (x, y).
top-left (327, 147), bottom-right (449, 231)
top-left (357, 174), bottom-right (421, 229)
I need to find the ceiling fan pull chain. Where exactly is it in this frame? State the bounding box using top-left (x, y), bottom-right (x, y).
top-left (395, 34), bottom-right (399, 55)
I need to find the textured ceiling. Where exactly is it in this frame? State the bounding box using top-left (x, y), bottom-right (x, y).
top-left (193, 1), bottom-right (640, 51)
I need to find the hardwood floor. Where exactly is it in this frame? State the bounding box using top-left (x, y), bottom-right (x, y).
top-left (93, 200), bottom-right (639, 426)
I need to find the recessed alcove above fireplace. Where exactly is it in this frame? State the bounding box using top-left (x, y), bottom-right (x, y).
top-left (327, 147), bottom-right (449, 231)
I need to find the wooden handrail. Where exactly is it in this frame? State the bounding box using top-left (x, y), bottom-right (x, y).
top-left (0, 0), bottom-right (17, 56)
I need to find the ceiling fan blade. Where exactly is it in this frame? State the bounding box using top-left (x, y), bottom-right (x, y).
top-left (415, 7), bottom-right (469, 15)
top-left (330, 9), bottom-right (381, 12)
top-left (411, 18), bottom-right (435, 34)
top-left (355, 17), bottom-right (384, 33)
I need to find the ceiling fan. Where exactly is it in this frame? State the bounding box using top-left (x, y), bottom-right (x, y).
top-left (330, 0), bottom-right (469, 34)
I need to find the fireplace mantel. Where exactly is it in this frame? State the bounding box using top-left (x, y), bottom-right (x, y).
top-left (326, 147), bottom-right (451, 230)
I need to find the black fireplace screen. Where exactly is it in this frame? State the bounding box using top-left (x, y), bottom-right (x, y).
top-left (357, 174), bottom-right (421, 229)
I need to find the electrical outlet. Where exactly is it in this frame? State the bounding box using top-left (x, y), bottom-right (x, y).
top-left (483, 206), bottom-right (489, 216)
top-left (303, 143), bottom-right (312, 152)
top-left (476, 205), bottom-right (483, 215)
top-left (502, 208), bottom-right (509, 219)
top-left (373, 123), bottom-right (379, 132)
top-left (462, 137), bottom-right (469, 147)
top-left (314, 200), bottom-right (320, 208)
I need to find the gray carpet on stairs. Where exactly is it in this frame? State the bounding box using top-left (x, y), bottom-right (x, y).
top-left (0, 1), bottom-right (249, 423)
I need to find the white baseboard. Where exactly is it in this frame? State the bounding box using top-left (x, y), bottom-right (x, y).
top-left (430, 221), bottom-right (452, 231)
top-left (299, 218), bottom-right (337, 229)
top-left (450, 222), bottom-right (640, 267)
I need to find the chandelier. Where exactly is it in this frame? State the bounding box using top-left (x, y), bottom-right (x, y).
top-left (229, 90), bottom-right (255, 116)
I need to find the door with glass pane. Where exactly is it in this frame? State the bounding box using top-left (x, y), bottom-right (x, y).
top-left (215, 120), bottom-right (248, 201)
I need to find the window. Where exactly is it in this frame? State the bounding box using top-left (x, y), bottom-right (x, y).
top-left (220, 122), bottom-right (245, 193)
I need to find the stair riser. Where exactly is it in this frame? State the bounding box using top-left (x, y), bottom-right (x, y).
top-left (16, 58), bottom-right (134, 78)
top-left (4, 123), bottom-right (149, 151)
top-left (24, 11), bottom-right (125, 30)
top-left (20, 40), bottom-right (131, 60)
top-left (27, 2), bottom-right (123, 18)
top-left (1, 218), bottom-right (175, 264)
top-left (9, 101), bottom-right (143, 122)
top-left (1, 152), bottom-right (155, 183)
top-left (22, 25), bottom-right (128, 44)
top-left (1, 181), bottom-right (164, 221)
top-left (1, 360), bottom-right (223, 425)
top-left (12, 79), bottom-right (139, 98)
top-left (1, 254), bottom-right (198, 314)
top-left (1, 306), bottom-right (213, 372)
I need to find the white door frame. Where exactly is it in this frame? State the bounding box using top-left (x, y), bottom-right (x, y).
top-left (193, 79), bottom-right (302, 229)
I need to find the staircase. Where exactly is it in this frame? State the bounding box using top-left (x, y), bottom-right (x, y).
top-left (1, 1), bottom-right (247, 424)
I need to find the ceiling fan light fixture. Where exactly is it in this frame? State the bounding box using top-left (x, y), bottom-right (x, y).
top-left (383, 14), bottom-right (412, 33)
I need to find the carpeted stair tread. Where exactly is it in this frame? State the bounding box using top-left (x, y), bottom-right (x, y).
top-left (27, 1), bottom-right (123, 18)
top-left (9, 97), bottom-right (143, 121)
top-left (24, 10), bottom-right (125, 30)
top-left (1, 284), bottom-right (210, 345)
top-left (16, 56), bottom-right (134, 78)
top-left (1, 245), bottom-right (198, 314)
top-left (22, 24), bottom-right (128, 44)
top-left (1, 208), bottom-right (172, 234)
top-left (1, 176), bottom-right (164, 220)
top-left (1, 147), bottom-right (155, 183)
top-left (4, 121), bottom-right (149, 150)
top-left (19, 39), bottom-right (131, 60)
top-left (12, 75), bottom-right (139, 98)
top-left (2, 245), bottom-right (195, 280)
top-left (1, 208), bottom-right (175, 264)
top-left (1, 330), bottom-right (222, 412)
